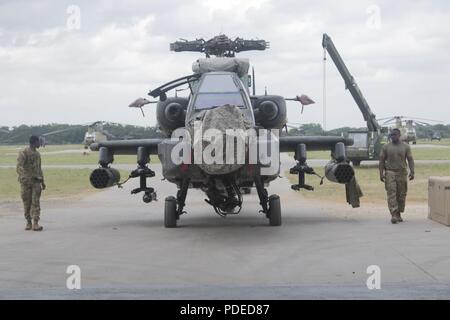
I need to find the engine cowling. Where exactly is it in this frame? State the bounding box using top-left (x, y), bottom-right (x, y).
top-left (251, 95), bottom-right (287, 129)
top-left (156, 97), bottom-right (188, 136)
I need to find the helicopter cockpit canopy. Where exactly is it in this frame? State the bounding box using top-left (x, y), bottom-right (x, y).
top-left (193, 73), bottom-right (247, 110)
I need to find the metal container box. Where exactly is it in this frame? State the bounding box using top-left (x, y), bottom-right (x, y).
top-left (428, 177), bottom-right (450, 226)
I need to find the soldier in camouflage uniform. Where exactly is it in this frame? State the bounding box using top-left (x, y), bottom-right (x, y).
top-left (16, 136), bottom-right (46, 231)
top-left (379, 128), bottom-right (415, 224)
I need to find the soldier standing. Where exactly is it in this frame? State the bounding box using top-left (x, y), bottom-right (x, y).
top-left (16, 136), bottom-right (45, 231)
top-left (379, 128), bottom-right (415, 224)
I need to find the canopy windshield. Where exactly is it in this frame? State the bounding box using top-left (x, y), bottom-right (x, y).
top-left (194, 74), bottom-right (245, 110)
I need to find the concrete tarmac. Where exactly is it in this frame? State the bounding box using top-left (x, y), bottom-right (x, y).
top-left (1, 163), bottom-right (450, 299)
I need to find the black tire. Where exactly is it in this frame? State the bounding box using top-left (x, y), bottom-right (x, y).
top-left (413, 141), bottom-right (417, 145)
top-left (164, 196), bottom-right (178, 228)
top-left (268, 194), bottom-right (282, 226)
top-left (352, 160), bottom-right (361, 167)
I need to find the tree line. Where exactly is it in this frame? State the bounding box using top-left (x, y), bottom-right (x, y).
top-left (0, 123), bottom-right (163, 145)
top-left (1, 122), bottom-right (449, 145)
top-left (286, 123), bottom-right (450, 139)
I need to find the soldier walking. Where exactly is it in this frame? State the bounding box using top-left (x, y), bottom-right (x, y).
top-left (16, 136), bottom-right (45, 231)
top-left (379, 128), bottom-right (415, 224)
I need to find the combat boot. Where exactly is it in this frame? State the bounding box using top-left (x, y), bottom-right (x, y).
top-left (397, 213), bottom-right (403, 222)
top-left (32, 220), bottom-right (43, 231)
top-left (25, 221), bottom-right (32, 230)
top-left (391, 213), bottom-right (398, 224)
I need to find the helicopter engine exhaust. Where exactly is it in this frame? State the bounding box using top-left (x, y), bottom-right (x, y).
top-left (157, 97), bottom-right (188, 136)
top-left (165, 102), bottom-right (184, 121)
top-left (252, 95), bottom-right (287, 129)
top-left (259, 101), bottom-right (278, 121)
top-left (89, 167), bottom-right (121, 189)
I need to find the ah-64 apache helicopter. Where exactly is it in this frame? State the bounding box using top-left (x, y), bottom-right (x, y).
top-left (89, 35), bottom-right (361, 228)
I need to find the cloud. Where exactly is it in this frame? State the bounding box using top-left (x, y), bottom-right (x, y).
top-left (0, 0), bottom-right (449, 128)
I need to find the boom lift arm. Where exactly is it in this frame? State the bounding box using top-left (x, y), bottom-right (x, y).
top-left (322, 33), bottom-right (381, 133)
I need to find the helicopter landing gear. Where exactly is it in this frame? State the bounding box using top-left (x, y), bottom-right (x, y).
top-left (254, 175), bottom-right (282, 226)
top-left (164, 177), bottom-right (190, 228)
top-left (164, 196), bottom-right (178, 228)
top-left (268, 195), bottom-right (281, 226)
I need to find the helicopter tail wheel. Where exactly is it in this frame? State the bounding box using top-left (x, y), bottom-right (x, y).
top-left (164, 196), bottom-right (178, 228)
top-left (268, 194), bottom-right (282, 226)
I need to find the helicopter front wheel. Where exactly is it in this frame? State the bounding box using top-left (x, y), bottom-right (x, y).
top-left (268, 194), bottom-right (282, 226)
top-left (164, 196), bottom-right (178, 228)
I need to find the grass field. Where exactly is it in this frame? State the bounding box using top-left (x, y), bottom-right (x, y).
top-left (410, 147), bottom-right (450, 160)
top-left (289, 143), bottom-right (450, 160)
top-left (0, 144), bottom-right (151, 201)
top-left (287, 163), bottom-right (450, 204)
top-left (1, 143), bottom-right (448, 203)
top-left (0, 168), bottom-right (129, 201)
top-left (416, 138), bottom-right (450, 146)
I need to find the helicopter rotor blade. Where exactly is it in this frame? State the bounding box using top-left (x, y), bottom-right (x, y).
top-left (41, 126), bottom-right (84, 136)
top-left (404, 116), bottom-right (442, 123)
top-left (381, 119), bottom-right (396, 125)
top-left (414, 121), bottom-right (432, 127)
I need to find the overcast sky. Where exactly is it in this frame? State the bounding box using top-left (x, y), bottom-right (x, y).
top-left (1, 0), bottom-right (449, 129)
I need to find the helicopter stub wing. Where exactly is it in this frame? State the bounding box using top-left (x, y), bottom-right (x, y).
top-left (279, 136), bottom-right (353, 152)
top-left (279, 135), bottom-right (361, 208)
top-left (90, 139), bottom-right (163, 155)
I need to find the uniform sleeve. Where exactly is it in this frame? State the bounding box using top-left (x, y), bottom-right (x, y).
top-left (16, 151), bottom-right (26, 178)
top-left (37, 153), bottom-right (44, 181)
top-left (378, 145), bottom-right (387, 172)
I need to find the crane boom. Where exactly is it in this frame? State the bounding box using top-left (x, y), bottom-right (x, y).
top-left (322, 33), bottom-right (380, 132)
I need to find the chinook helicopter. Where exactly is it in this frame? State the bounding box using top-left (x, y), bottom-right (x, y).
top-left (83, 121), bottom-right (120, 148)
top-left (379, 116), bottom-right (442, 145)
top-left (89, 35), bottom-right (361, 228)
